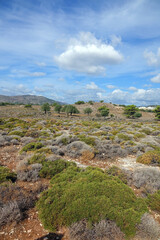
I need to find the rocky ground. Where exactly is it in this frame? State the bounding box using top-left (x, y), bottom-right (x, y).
top-left (0, 107), bottom-right (160, 240)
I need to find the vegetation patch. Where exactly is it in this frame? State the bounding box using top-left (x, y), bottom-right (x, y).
top-left (106, 166), bottom-right (128, 184)
top-left (28, 153), bottom-right (46, 164)
top-left (9, 130), bottom-right (26, 137)
top-left (146, 190), bottom-right (160, 212)
top-left (20, 142), bottom-right (43, 153)
top-left (78, 134), bottom-right (96, 146)
top-left (0, 166), bottom-right (17, 184)
top-left (117, 133), bottom-right (132, 141)
top-left (133, 133), bottom-right (145, 140)
top-left (39, 159), bottom-right (76, 179)
top-left (37, 167), bottom-right (147, 237)
top-left (137, 151), bottom-right (160, 166)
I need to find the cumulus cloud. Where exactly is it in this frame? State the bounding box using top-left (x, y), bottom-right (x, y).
top-left (144, 48), bottom-right (160, 66)
top-left (150, 73), bottom-right (160, 83)
top-left (129, 86), bottom-right (137, 91)
top-left (55, 32), bottom-right (123, 75)
top-left (105, 88), bottom-right (160, 106)
top-left (86, 82), bottom-right (99, 90)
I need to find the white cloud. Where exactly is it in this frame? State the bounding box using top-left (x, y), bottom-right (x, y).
top-left (106, 84), bottom-right (116, 89)
top-left (144, 48), bottom-right (160, 66)
top-left (151, 73), bottom-right (160, 83)
top-left (0, 84), bottom-right (34, 95)
top-left (55, 32), bottom-right (123, 75)
top-left (105, 88), bottom-right (160, 106)
top-left (86, 82), bottom-right (99, 90)
top-left (129, 86), bottom-right (137, 91)
top-left (96, 92), bottom-right (103, 99)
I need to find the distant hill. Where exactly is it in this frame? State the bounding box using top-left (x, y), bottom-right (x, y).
top-left (0, 95), bottom-right (65, 105)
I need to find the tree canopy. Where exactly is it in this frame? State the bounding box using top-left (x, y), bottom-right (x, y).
top-left (123, 105), bottom-right (140, 118)
top-left (98, 106), bottom-right (109, 117)
top-left (62, 105), bottom-right (79, 116)
top-left (84, 107), bottom-right (93, 115)
top-left (41, 103), bottom-right (51, 114)
top-left (154, 106), bottom-right (160, 120)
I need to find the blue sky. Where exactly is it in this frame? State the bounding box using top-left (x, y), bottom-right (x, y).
top-left (0, 0), bottom-right (160, 105)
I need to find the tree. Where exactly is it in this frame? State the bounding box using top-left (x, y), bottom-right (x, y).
top-left (54, 104), bottom-right (62, 113)
top-left (62, 105), bottom-right (79, 116)
top-left (98, 106), bottom-right (109, 117)
top-left (24, 104), bottom-right (32, 108)
top-left (100, 100), bottom-right (104, 103)
top-left (75, 101), bottom-right (85, 105)
top-left (100, 109), bottom-right (109, 117)
top-left (88, 100), bottom-right (94, 105)
top-left (124, 105), bottom-right (139, 118)
top-left (133, 112), bottom-right (142, 118)
top-left (84, 107), bottom-right (93, 115)
top-left (154, 106), bottom-right (160, 120)
top-left (41, 103), bottom-right (51, 114)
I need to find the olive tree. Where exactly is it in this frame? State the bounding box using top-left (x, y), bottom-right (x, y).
top-left (84, 107), bottom-right (93, 115)
top-left (41, 103), bottom-right (51, 114)
top-left (62, 105), bottom-right (79, 116)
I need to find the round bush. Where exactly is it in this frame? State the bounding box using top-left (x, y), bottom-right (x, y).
top-left (37, 167), bottom-right (148, 237)
top-left (137, 151), bottom-right (160, 166)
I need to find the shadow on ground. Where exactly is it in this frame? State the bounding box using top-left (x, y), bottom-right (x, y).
top-left (36, 233), bottom-right (63, 240)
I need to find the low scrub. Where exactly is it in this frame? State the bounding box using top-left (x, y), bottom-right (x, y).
top-left (146, 190), bottom-right (160, 212)
top-left (106, 166), bottom-right (127, 184)
top-left (9, 130), bottom-right (26, 137)
top-left (37, 167), bottom-right (147, 237)
top-left (69, 219), bottom-right (124, 240)
top-left (0, 166), bottom-right (17, 184)
top-left (137, 151), bottom-right (160, 166)
top-left (117, 133), bottom-right (132, 141)
top-left (20, 142), bottom-right (43, 153)
top-left (39, 159), bottom-right (76, 179)
top-left (78, 134), bottom-right (96, 146)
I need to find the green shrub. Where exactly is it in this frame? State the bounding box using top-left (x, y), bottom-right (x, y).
top-left (124, 105), bottom-right (139, 118)
top-left (37, 167), bottom-right (148, 237)
top-left (24, 104), bottom-right (32, 108)
top-left (0, 166), bottom-right (17, 184)
top-left (140, 129), bottom-right (152, 135)
top-left (133, 112), bottom-right (142, 118)
top-left (134, 133), bottom-right (145, 140)
top-left (117, 133), bottom-right (132, 141)
top-left (106, 166), bottom-right (127, 184)
top-left (20, 142), bottom-right (43, 152)
top-left (146, 190), bottom-right (160, 212)
top-left (75, 101), bottom-right (85, 105)
top-left (39, 159), bottom-right (76, 179)
top-left (28, 153), bottom-right (46, 164)
top-left (79, 134), bottom-right (96, 146)
top-left (137, 151), bottom-right (160, 166)
top-left (35, 147), bottom-right (52, 154)
top-left (9, 130), bottom-right (26, 137)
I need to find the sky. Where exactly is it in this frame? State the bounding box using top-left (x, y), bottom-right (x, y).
top-left (0, 0), bottom-right (160, 105)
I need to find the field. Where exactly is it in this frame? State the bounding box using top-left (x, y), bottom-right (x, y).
top-left (0, 104), bottom-right (160, 240)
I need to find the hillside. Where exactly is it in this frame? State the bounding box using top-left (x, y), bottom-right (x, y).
top-left (0, 95), bottom-right (65, 105)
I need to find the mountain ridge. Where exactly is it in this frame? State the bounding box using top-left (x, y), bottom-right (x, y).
top-left (0, 95), bottom-right (65, 105)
